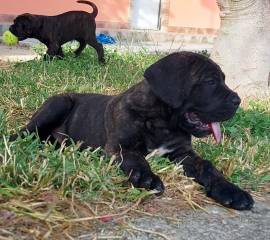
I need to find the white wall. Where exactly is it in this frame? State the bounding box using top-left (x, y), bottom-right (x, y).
top-left (131, 0), bottom-right (161, 30)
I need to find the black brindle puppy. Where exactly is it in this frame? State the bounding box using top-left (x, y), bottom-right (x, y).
top-left (9, 0), bottom-right (104, 63)
top-left (11, 52), bottom-right (254, 210)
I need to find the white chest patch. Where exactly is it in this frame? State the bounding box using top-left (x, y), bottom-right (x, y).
top-left (146, 145), bottom-right (174, 159)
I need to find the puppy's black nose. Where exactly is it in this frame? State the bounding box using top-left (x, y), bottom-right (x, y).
top-left (231, 95), bottom-right (241, 106)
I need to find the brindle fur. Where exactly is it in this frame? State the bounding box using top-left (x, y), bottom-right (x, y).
top-left (10, 52), bottom-right (254, 210)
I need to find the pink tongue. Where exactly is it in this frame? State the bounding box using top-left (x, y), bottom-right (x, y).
top-left (208, 122), bottom-right (222, 144)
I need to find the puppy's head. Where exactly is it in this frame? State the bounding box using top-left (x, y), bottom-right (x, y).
top-left (9, 14), bottom-right (40, 41)
top-left (144, 52), bottom-right (241, 143)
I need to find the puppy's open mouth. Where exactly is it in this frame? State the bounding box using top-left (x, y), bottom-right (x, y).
top-left (185, 112), bottom-right (222, 144)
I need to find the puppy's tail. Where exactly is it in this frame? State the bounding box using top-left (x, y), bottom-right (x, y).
top-left (77, 0), bottom-right (98, 18)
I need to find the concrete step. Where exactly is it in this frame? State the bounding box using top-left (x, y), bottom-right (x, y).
top-left (97, 28), bottom-right (216, 45)
top-left (1, 23), bottom-right (216, 45)
top-left (0, 24), bottom-right (9, 35)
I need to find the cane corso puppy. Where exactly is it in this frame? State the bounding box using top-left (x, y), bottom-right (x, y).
top-left (10, 52), bottom-right (254, 210)
top-left (9, 0), bottom-right (105, 63)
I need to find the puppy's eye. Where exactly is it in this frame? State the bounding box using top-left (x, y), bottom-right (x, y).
top-left (205, 80), bottom-right (215, 85)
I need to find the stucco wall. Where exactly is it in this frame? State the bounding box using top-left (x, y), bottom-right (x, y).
top-left (168, 0), bottom-right (220, 29)
top-left (0, 0), bottom-right (130, 23)
top-left (0, 0), bottom-right (220, 31)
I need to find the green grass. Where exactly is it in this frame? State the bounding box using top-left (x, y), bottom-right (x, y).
top-left (0, 46), bottom-right (270, 192)
top-left (0, 46), bottom-right (269, 232)
top-left (195, 99), bottom-right (270, 189)
top-left (0, 46), bottom-right (165, 201)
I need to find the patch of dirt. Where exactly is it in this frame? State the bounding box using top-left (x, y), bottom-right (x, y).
top-left (0, 182), bottom-right (211, 240)
top-left (0, 60), bottom-right (13, 69)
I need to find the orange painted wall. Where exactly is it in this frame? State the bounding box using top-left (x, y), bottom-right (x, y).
top-left (0, 0), bottom-right (130, 23)
top-left (0, 0), bottom-right (220, 29)
top-left (168, 0), bottom-right (220, 29)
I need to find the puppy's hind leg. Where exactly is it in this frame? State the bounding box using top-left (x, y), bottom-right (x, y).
top-left (88, 39), bottom-right (105, 64)
top-left (74, 40), bottom-right (86, 57)
top-left (44, 43), bottom-right (62, 60)
top-left (10, 95), bottom-right (74, 142)
top-left (57, 46), bottom-right (64, 59)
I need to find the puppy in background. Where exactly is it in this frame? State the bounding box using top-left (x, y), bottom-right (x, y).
top-left (9, 0), bottom-right (105, 63)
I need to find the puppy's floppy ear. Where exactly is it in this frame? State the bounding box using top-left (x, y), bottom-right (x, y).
top-left (144, 52), bottom-right (194, 108)
top-left (17, 14), bottom-right (39, 34)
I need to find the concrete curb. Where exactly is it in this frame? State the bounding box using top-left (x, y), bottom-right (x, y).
top-left (1, 23), bottom-right (217, 45)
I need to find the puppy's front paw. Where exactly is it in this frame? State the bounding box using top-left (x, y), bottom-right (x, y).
top-left (129, 170), bottom-right (165, 194)
top-left (207, 180), bottom-right (254, 210)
